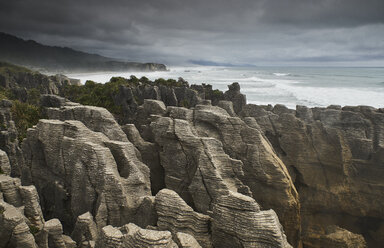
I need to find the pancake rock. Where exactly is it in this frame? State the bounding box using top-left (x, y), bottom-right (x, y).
top-left (150, 105), bottom-right (292, 248)
top-left (155, 188), bottom-right (212, 248)
top-left (304, 225), bottom-right (366, 248)
top-left (0, 100), bottom-right (24, 177)
top-left (190, 104), bottom-right (300, 246)
top-left (21, 118), bottom-right (151, 231)
top-left (97, 223), bottom-right (178, 248)
top-left (43, 95), bottom-right (128, 142)
top-left (212, 191), bottom-right (292, 248)
top-left (241, 104), bottom-right (384, 247)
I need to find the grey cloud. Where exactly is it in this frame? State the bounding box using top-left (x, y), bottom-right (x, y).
top-left (0, 0), bottom-right (383, 66)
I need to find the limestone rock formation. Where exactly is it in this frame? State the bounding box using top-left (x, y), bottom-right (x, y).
top-left (175, 232), bottom-right (202, 248)
top-left (0, 149), bottom-right (11, 175)
top-left (21, 119), bottom-right (151, 231)
top-left (45, 218), bottom-right (69, 248)
top-left (212, 191), bottom-right (292, 248)
top-left (304, 225), bottom-right (367, 248)
top-left (97, 223), bottom-right (179, 248)
top-left (0, 157), bottom-right (45, 248)
top-left (241, 104), bottom-right (383, 247)
top-left (44, 101), bottom-right (128, 142)
top-left (150, 112), bottom-right (250, 213)
top-left (122, 124), bottom-right (165, 194)
top-left (0, 200), bottom-right (39, 248)
top-left (223, 82), bottom-right (246, 114)
top-left (71, 212), bottom-right (98, 247)
top-left (0, 99), bottom-right (24, 177)
top-left (191, 104), bottom-right (300, 246)
top-left (155, 189), bottom-right (212, 248)
top-left (150, 105), bottom-right (293, 247)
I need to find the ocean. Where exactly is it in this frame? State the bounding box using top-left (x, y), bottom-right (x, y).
top-left (67, 66), bottom-right (384, 109)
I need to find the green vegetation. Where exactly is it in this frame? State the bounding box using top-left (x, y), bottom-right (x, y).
top-left (0, 85), bottom-right (42, 141)
top-left (11, 100), bottom-right (42, 141)
top-left (212, 89), bottom-right (224, 98)
top-left (0, 61), bottom-right (32, 74)
top-left (28, 224), bottom-right (40, 235)
top-left (0, 167), bottom-right (4, 174)
top-left (154, 78), bottom-right (185, 87)
top-left (63, 80), bottom-right (123, 115)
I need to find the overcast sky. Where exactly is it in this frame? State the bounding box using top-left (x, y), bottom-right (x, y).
top-left (1, 0), bottom-right (384, 66)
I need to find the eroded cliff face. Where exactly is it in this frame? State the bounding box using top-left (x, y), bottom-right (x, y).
top-left (1, 79), bottom-right (380, 248)
top-left (241, 103), bottom-right (382, 247)
top-left (0, 96), bottom-right (294, 248)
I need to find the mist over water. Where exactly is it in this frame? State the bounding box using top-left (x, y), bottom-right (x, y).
top-left (68, 66), bottom-right (384, 109)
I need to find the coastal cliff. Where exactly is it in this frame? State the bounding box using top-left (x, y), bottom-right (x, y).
top-left (0, 63), bottom-right (380, 248)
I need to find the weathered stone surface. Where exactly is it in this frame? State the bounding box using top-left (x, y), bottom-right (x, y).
top-left (0, 149), bottom-right (11, 175)
top-left (155, 189), bottom-right (211, 248)
top-left (303, 225), bottom-right (367, 248)
top-left (98, 225), bottom-right (123, 248)
top-left (192, 104), bottom-right (300, 246)
top-left (0, 100), bottom-right (24, 177)
top-left (212, 191), bottom-right (292, 248)
top-left (223, 82), bottom-right (246, 114)
top-left (0, 200), bottom-right (38, 248)
top-left (0, 175), bottom-right (22, 207)
top-left (44, 218), bottom-right (67, 248)
top-left (122, 124), bottom-right (164, 194)
top-left (45, 103), bottom-right (128, 142)
top-left (217, 100), bottom-right (236, 116)
top-left (242, 104), bottom-right (384, 247)
top-left (150, 105), bottom-right (294, 247)
top-left (121, 223), bottom-right (178, 248)
top-left (151, 114), bottom-right (250, 213)
top-left (71, 212), bottom-right (98, 247)
top-left (22, 119), bottom-right (151, 231)
top-left (175, 232), bottom-right (202, 248)
top-left (19, 185), bottom-right (44, 230)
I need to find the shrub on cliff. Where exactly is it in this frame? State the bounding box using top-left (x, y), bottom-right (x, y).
top-left (11, 100), bottom-right (42, 141)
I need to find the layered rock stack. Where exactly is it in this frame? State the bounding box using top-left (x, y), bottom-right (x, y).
top-left (1, 78), bottom-right (381, 248)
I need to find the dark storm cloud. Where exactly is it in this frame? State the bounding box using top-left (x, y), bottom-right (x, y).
top-left (0, 0), bottom-right (383, 65)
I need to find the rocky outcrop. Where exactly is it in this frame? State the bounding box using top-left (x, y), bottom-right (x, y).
top-left (223, 82), bottom-right (246, 114)
top-left (71, 212), bottom-right (98, 248)
top-left (304, 225), bottom-right (366, 248)
top-left (0, 100), bottom-right (24, 177)
top-left (0, 149), bottom-right (11, 175)
top-left (212, 191), bottom-right (292, 248)
top-left (155, 189), bottom-right (212, 247)
top-left (150, 110), bottom-right (251, 212)
top-left (0, 152), bottom-right (47, 248)
top-left (97, 223), bottom-right (178, 248)
top-left (241, 104), bottom-right (383, 247)
top-left (149, 104), bottom-right (293, 247)
top-left (191, 104), bottom-right (300, 246)
top-left (174, 232), bottom-right (202, 248)
top-left (122, 123), bottom-right (165, 194)
top-left (21, 119), bottom-right (151, 231)
top-left (44, 99), bottom-right (128, 142)
top-left (0, 200), bottom-right (39, 248)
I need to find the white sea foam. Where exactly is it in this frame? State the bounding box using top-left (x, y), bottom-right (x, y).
top-left (273, 72), bottom-right (290, 77)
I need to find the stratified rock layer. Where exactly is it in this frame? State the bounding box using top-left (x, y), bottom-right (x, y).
top-left (242, 104), bottom-right (384, 247)
top-left (21, 119), bottom-right (151, 231)
top-left (155, 189), bottom-right (212, 248)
